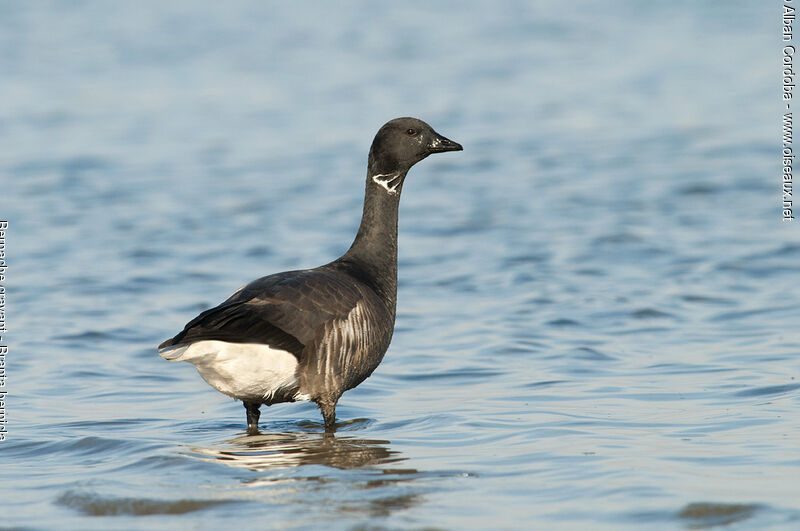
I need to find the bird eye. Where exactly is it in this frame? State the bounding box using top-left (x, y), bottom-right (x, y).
top-left (406, 128), bottom-right (417, 136)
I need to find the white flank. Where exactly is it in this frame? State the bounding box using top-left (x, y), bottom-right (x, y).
top-left (159, 340), bottom-right (298, 401)
top-left (371, 172), bottom-right (401, 195)
top-left (313, 299), bottom-right (374, 380)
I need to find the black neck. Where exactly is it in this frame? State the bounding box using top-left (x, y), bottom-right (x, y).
top-left (337, 170), bottom-right (406, 307)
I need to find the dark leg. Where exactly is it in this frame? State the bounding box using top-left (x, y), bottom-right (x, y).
top-left (318, 402), bottom-right (337, 432)
top-left (244, 401), bottom-right (261, 434)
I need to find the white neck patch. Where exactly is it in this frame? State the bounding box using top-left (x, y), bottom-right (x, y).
top-left (372, 172), bottom-right (402, 195)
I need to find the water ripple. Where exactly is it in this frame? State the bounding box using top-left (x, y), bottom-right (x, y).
top-left (56, 491), bottom-right (238, 516)
top-left (733, 383), bottom-right (800, 398)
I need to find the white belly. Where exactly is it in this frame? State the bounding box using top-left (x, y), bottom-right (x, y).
top-left (159, 340), bottom-right (299, 402)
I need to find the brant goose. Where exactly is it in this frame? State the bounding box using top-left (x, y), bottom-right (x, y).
top-left (158, 117), bottom-right (462, 432)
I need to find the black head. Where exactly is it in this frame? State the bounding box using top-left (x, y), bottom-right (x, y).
top-left (368, 117), bottom-right (462, 179)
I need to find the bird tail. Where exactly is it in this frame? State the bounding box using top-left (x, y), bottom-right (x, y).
top-left (158, 341), bottom-right (189, 361)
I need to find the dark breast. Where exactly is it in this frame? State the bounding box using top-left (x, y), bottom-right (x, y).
top-left (299, 285), bottom-right (394, 401)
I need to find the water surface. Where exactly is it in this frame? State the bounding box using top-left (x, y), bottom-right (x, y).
top-left (1, 1), bottom-right (798, 529)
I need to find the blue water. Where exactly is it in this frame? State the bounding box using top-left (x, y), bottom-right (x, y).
top-left (2, 1), bottom-right (798, 529)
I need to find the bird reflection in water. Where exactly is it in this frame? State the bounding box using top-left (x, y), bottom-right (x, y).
top-left (181, 423), bottom-right (432, 518)
top-left (184, 421), bottom-right (410, 472)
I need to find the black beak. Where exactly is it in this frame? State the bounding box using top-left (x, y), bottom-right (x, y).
top-left (428, 132), bottom-right (463, 153)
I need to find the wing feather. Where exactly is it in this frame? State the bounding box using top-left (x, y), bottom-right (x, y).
top-left (158, 268), bottom-right (375, 363)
